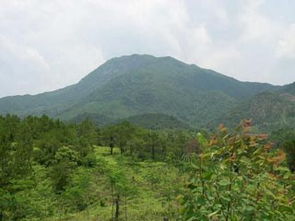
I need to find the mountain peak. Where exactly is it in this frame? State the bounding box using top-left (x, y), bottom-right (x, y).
top-left (107, 54), bottom-right (157, 63)
top-left (106, 54), bottom-right (187, 65)
top-left (0, 54), bottom-right (291, 131)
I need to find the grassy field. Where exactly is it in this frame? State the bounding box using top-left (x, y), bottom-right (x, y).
top-left (46, 146), bottom-right (185, 221)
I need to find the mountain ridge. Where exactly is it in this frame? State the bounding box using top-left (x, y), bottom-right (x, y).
top-left (0, 54), bottom-right (292, 130)
top-left (213, 83), bottom-right (295, 131)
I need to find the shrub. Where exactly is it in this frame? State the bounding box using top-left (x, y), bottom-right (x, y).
top-left (180, 121), bottom-right (295, 220)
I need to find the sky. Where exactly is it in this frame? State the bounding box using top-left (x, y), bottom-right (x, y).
top-left (0, 0), bottom-right (295, 97)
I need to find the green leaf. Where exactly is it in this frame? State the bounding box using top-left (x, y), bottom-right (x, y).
top-left (208, 210), bottom-right (219, 218)
top-left (219, 179), bottom-right (230, 186)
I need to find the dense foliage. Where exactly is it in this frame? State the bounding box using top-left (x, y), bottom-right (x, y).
top-left (271, 128), bottom-right (295, 172)
top-left (0, 115), bottom-right (294, 220)
top-left (0, 115), bottom-right (194, 220)
top-left (71, 113), bottom-right (191, 130)
top-left (181, 122), bottom-right (295, 220)
top-left (0, 115), bottom-right (98, 220)
top-left (216, 91), bottom-right (295, 132)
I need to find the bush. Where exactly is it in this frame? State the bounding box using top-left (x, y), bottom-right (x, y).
top-left (181, 121), bottom-right (295, 220)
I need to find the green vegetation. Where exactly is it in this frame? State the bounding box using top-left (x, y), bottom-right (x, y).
top-left (0, 54), bottom-right (294, 219)
top-left (0, 115), bottom-right (191, 220)
top-left (0, 54), bottom-right (282, 130)
top-left (181, 122), bottom-right (294, 220)
top-left (0, 115), bottom-right (294, 220)
top-left (271, 128), bottom-right (295, 172)
top-left (216, 90), bottom-right (295, 132)
top-left (71, 113), bottom-right (191, 130)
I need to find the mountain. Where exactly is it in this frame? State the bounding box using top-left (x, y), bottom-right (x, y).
top-left (213, 83), bottom-right (295, 131)
top-left (0, 55), bottom-right (159, 116)
top-left (70, 113), bottom-right (114, 126)
top-left (71, 112), bottom-right (190, 130)
top-left (0, 54), bottom-right (283, 129)
top-left (279, 82), bottom-right (295, 100)
top-left (116, 113), bottom-right (191, 130)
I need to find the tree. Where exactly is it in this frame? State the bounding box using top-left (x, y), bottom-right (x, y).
top-left (271, 128), bottom-right (295, 171)
top-left (284, 139), bottom-right (295, 172)
top-left (181, 121), bottom-right (295, 220)
top-left (107, 166), bottom-right (134, 221)
top-left (50, 146), bottom-right (79, 193)
top-left (145, 131), bottom-right (162, 160)
top-left (76, 119), bottom-right (97, 157)
top-left (0, 119), bottom-right (33, 220)
top-left (113, 122), bottom-right (137, 154)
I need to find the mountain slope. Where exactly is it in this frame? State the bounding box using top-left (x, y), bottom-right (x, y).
top-left (0, 55), bottom-right (158, 116)
top-left (0, 54), bottom-right (279, 128)
top-left (213, 83), bottom-right (295, 131)
top-left (116, 113), bottom-right (191, 130)
top-left (70, 112), bottom-right (190, 130)
top-left (53, 55), bottom-right (277, 127)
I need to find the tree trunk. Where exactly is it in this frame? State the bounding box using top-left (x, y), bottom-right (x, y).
top-left (111, 185), bottom-right (114, 220)
top-left (120, 145), bottom-right (125, 155)
top-left (125, 195), bottom-right (127, 221)
top-left (110, 136), bottom-right (114, 155)
top-left (115, 194), bottom-right (120, 221)
top-left (152, 144), bottom-right (155, 160)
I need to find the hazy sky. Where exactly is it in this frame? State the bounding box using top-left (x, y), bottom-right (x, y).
top-left (0, 0), bottom-right (295, 97)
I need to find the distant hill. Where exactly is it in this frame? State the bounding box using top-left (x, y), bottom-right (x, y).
top-left (70, 113), bottom-right (114, 126)
top-left (70, 113), bottom-right (190, 130)
top-left (116, 113), bottom-right (191, 130)
top-left (213, 83), bottom-right (295, 131)
top-left (0, 54), bottom-right (287, 130)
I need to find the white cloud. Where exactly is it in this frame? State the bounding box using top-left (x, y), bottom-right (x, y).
top-left (276, 24), bottom-right (295, 59)
top-left (0, 35), bottom-right (49, 71)
top-left (0, 0), bottom-right (294, 97)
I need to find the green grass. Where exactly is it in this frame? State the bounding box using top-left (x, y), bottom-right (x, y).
top-left (46, 146), bottom-right (185, 221)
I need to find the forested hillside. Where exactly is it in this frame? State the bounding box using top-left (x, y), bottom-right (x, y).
top-left (0, 54), bottom-right (280, 129)
top-left (1, 115), bottom-right (294, 220)
top-left (71, 113), bottom-right (190, 130)
top-left (214, 83), bottom-right (295, 131)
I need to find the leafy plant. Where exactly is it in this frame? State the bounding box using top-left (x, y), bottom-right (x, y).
top-left (181, 121), bottom-right (295, 220)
